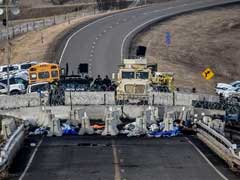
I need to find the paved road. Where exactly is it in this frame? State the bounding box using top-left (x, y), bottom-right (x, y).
top-left (10, 136), bottom-right (239, 180)
top-left (59, 0), bottom-right (240, 78)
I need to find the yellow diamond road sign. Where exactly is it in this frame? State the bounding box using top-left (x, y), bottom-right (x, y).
top-left (202, 68), bottom-right (215, 80)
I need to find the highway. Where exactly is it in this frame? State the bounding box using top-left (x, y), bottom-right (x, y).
top-left (59, 0), bottom-right (240, 78)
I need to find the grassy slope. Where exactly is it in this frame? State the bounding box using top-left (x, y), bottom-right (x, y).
top-left (131, 5), bottom-right (240, 94)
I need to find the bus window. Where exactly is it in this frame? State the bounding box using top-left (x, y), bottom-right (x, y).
top-left (38, 72), bottom-right (50, 79)
top-left (51, 70), bottom-right (58, 78)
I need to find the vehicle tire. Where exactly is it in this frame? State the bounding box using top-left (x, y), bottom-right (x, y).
top-left (10, 90), bottom-right (21, 95)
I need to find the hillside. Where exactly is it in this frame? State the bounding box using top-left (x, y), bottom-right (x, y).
top-left (130, 5), bottom-right (240, 94)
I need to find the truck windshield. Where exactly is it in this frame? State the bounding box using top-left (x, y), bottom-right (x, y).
top-left (136, 72), bottom-right (149, 79)
top-left (122, 72), bottom-right (135, 79)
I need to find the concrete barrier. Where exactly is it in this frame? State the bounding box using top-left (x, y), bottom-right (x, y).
top-left (65, 92), bottom-right (115, 105)
top-left (175, 92), bottom-right (219, 106)
top-left (150, 92), bottom-right (219, 106)
top-left (0, 124), bottom-right (25, 173)
top-left (0, 91), bottom-right (219, 109)
top-left (0, 93), bottom-right (42, 109)
top-left (150, 92), bottom-right (173, 106)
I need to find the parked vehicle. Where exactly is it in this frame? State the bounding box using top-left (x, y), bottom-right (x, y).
top-left (0, 82), bottom-right (25, 95)
top-left (216, 81), bottom-right (240, 95)
top-left (0, 77), bottom-right (28, 89)
top-left (14, 70), bottom-right (29, 81)
top-left (60, 77), bottom-right (92, 91)
top-left (0, 65), bottom-right (17, 73)
top-left (13, 61), bottom-right (37, 71)
top-left (29, 63), bottom-right (61, 85)
top-left (27, 82), bottom-right (50, 94)
top-left (222, 87), bottom-right (240, 98)
top-left (0, 82), bottom-right (7, 94)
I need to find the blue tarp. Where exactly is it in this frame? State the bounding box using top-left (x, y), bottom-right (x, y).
top-left (148, 127), bottom-right (180, 138)
top-left (61, 124), bottom-right (78, 135)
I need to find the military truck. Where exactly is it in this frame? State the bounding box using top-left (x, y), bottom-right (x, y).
top-left (114, 58), bottom-right (174, 104)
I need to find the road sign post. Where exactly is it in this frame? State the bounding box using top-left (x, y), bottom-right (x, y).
top-left (165, 31), bottom-right (171, 61)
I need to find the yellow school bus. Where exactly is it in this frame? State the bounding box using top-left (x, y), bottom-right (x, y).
top-left (28, 63), bottom-right (60, 84)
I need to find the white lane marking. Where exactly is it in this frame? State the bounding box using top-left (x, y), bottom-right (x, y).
top-left (92, 46), bottom-right (95, 49)
top-left (93, 41), bottom-right (96, 45)
top-left (19, 138), bottom-right (43, 180)
top-left (186, 137), bottom-right (229, 180)
top-left (59, 14), bottom-right (114, 65)
top-left (96, 37), bottom-right (99, 40)
top-left (103, 30), bottom-right (107, 33)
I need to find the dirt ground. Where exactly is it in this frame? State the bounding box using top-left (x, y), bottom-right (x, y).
top-left (0, 7), bottom-right (131, 66)
top-left (20, 0), bottom-right (96, 8)
top-left (0, 13), bottom-right (105, 65)
top-left (131, 5), bottom-right (240, 94)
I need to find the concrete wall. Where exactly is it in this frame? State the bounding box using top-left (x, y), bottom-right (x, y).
top-left (65, 92), bottom-right (115, 105)
top-left (0, 91), bottom-right (219, 109)
top-left (175, 92), bottom-right (219, 106)
top-left (150, 92), bottom-right (173, 106)
top-left (0, 93), bottom-right (42, 110)
top-left (150, 92), bottom-right (219, 106)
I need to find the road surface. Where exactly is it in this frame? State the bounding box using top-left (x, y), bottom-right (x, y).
top-left (9, 136), bottom-right (240, 180)
top-left (59, 0), bottom-right (240, 78)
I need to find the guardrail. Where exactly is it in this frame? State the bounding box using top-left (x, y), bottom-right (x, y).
top-left (0, 124), bottom-right (25, 173)
top-left (196, 121), bottom-right (240, 171)
top-left (0, 1), bottom-right (140, 41)
top-left (0, 8), bottom-right (100, 41)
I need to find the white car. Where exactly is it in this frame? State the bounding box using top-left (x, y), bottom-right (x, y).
top-left (27, 82), bottom-right (50, 95)
top-left (229, 81), bottom-right (240, 87)
top-left (215, 83), bottom-right (233, 95)
top-left (0, 65), bottom-right (17, 73)
top-left (0, 82), bottom-right (25, 95)
top-left (14, 70), bottom-right (29, 81)
top-left (13, 61), bottom-right (37, 71)
top-left (216, 81), bottom-right (240, 95)
top-left (222, 87), bottom-right (240, 98)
